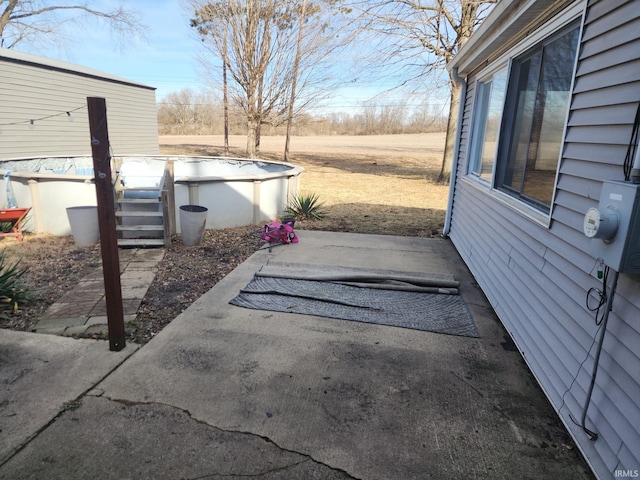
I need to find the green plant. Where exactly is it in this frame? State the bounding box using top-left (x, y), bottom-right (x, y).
top-left (0, 250), bottom-right (34, 311)
top-left (285, 192), bottom-right (327, 220)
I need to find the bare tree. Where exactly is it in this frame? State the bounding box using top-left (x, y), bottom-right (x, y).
top-left (356, 0), bottom-right (496, 183)
top-left (157, 88), bottom-right (222, 135)
top-left (189, 0), bottom-right (357, 159)
top-left (283, 0), bottom-right (306, 163)
top-left (221, 0), bottom-right (230, 155)
top-left (0, 0), bottom-right (144, 50)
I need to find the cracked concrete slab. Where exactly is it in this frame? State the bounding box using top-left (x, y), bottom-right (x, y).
top-left (0, 330), bottom-right (138, 465)
top-left (0, 232), bottom-right (595, 479)
top-left (94, 232), bottom-right (593, 480)
top-left (0, 396), bottom-right (353, 480)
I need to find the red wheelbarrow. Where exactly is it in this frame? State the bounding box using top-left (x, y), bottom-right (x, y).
top-left (0, 207), bottom-right (31, 242)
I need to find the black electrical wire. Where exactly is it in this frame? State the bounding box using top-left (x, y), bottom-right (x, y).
top-left (571, 267), bottom-right (620, 441)
top-left (623, 101), bottom-right (640, 181)
top-left (558, 321), bottom-right (602, 417)
top-left (559, 261), bottom-right (608, 424)
top-left (586, 265), bottom-right (609, 325)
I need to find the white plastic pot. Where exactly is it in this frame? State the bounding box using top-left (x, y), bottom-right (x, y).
top-left (66, 206), bottom-right (99, 247)
top-left (179, 205), bottom-right (208, 246)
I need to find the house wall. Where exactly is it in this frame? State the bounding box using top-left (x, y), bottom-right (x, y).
top-left (0, 49), bottom-right (158, 160)
top-left (448, 1), bottom-right (640, 478)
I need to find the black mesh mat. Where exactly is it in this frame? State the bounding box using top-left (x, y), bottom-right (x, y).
top-left (229, 264), bottom-right (479, 338)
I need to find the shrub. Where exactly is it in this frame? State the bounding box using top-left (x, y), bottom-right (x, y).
top-left (0, 251), bottom-right (34, 311)
top-left (285, 192), bottom-right (327, 220)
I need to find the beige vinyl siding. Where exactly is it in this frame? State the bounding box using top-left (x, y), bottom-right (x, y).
top-left (0, 50), bottom-right (158, 160)
top-left (448, 0), bottom-right (640, 477)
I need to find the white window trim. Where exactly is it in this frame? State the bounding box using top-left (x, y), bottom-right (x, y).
top-left (466, 62), bottom-right (509, 183)
top-left (463, 1), bottom-right (586, 228)
top-left (462, 175), bottom-right (552, 226)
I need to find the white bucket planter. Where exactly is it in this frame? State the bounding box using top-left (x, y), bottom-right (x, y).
top-left (66, 206), bottom-right (99, 247)
top-left (179, 205), bottom-right (208, 246)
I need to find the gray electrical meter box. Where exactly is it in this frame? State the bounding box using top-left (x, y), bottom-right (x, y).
top-left (584, 180), bottom-right (640, 274)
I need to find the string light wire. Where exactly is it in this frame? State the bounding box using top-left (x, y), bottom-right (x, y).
top-left (0, 105), bottom-right (86, 127)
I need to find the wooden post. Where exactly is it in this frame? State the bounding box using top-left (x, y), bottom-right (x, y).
top-left (87, 97), bottom-right (125, 352)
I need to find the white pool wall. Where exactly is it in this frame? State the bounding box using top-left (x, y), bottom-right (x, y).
top-left (173, 175), bottom-right (292, 231)
top-left (0, 155), bottom-right (302, 236)
top-left (3, 172), bottom-right (97, 236)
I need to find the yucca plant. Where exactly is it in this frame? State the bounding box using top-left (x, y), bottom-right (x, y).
top-left (0, 250), bottom-right (34, 312)
top-left (285, 192), bottom-right (327, 220)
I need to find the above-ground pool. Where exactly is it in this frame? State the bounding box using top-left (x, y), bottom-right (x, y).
top-left (0, 155), bottom-right (303, 236)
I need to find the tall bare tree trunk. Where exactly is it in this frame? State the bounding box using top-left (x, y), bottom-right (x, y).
top-left (255, 77), bottom-right (263, 156)
top-left (247, 113), bottom-right (258, 158)
top-left (246, 80), bottom-right (258, 158)
top-left (222, 0), bottom-right (229, 156)
top-left (437, 75), bottom-right (462, 184)
top-left (284, 0), bottom-right (307, 163)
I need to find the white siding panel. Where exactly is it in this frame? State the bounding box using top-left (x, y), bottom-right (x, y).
top-left (572, 60), bottom-right (640, 94)
top-left (580, 0), bottom-right (640, 41)
top-left (0, 51), bottom-right (158, 160)
top-left (580, 20), bottom-right (639, 58)
top-left (584, 0), bottom-right (628, 23)
top-left (565, 124), bottom-right (636, 145)
top-left (577, 38), bottom-right (640, 76)
top-left (619, 443), bottom-right (640, 472)
top-left (449, 0), bottom-right (640, 477)
top-left (556, 173), bottom-right (602, 200)
top-left (563, 143), bottom-right (628, 164)
top-left (571, 82), bottom-right (640, 109)
top-left (554, 189), bottom-right (594, 215)
top-left (560, 158), bottom-right (624, 181)
top-left (549, 222), bottom-right (603, 273)
top-left (568, 102), bottom-right (639, 126)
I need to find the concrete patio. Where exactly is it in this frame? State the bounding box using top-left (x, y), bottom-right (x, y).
top-left (0, 231), bottom-right (594, 479)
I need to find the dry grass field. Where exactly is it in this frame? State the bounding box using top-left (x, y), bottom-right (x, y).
top-left (160, 133), bottom-right (449, 237)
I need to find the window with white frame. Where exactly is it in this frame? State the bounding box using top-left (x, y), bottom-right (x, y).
top-left (468, 68), bottom-right (507, 181)
top-left (466, 20), bottom-right (580, 215)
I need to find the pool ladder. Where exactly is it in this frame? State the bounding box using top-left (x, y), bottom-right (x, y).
top-left (113, 161), bottom-right (175, 248)
top-left (115, 192), bottom-right (167, 248)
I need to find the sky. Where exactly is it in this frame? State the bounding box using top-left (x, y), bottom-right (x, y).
top-left (28, 0), bottom-right (205, 100)
top-left (14, 0), bottom-right (449, 116)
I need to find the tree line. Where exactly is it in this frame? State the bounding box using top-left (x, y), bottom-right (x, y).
top-left (2, 0), bottom-right (497, 183)
top-left (157, 88), bottom-right (447, 136)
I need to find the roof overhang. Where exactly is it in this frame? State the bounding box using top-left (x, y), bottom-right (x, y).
top-left (447, 0), bottom-right (577, 77)
top-left (0, 47), bottom-right (156, 91)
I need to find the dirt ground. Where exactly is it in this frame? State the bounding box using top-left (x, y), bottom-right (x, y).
top-left (1, 133), bottom-right (448, 342)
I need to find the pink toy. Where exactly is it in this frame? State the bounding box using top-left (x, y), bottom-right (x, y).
top-left (261, 221), bottom-right (299, 251)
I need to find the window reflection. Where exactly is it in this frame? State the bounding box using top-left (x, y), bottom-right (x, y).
top-left (468, 68), bottom-right (507, 180)
top-left (498, 25), bottom-right (579, 211)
